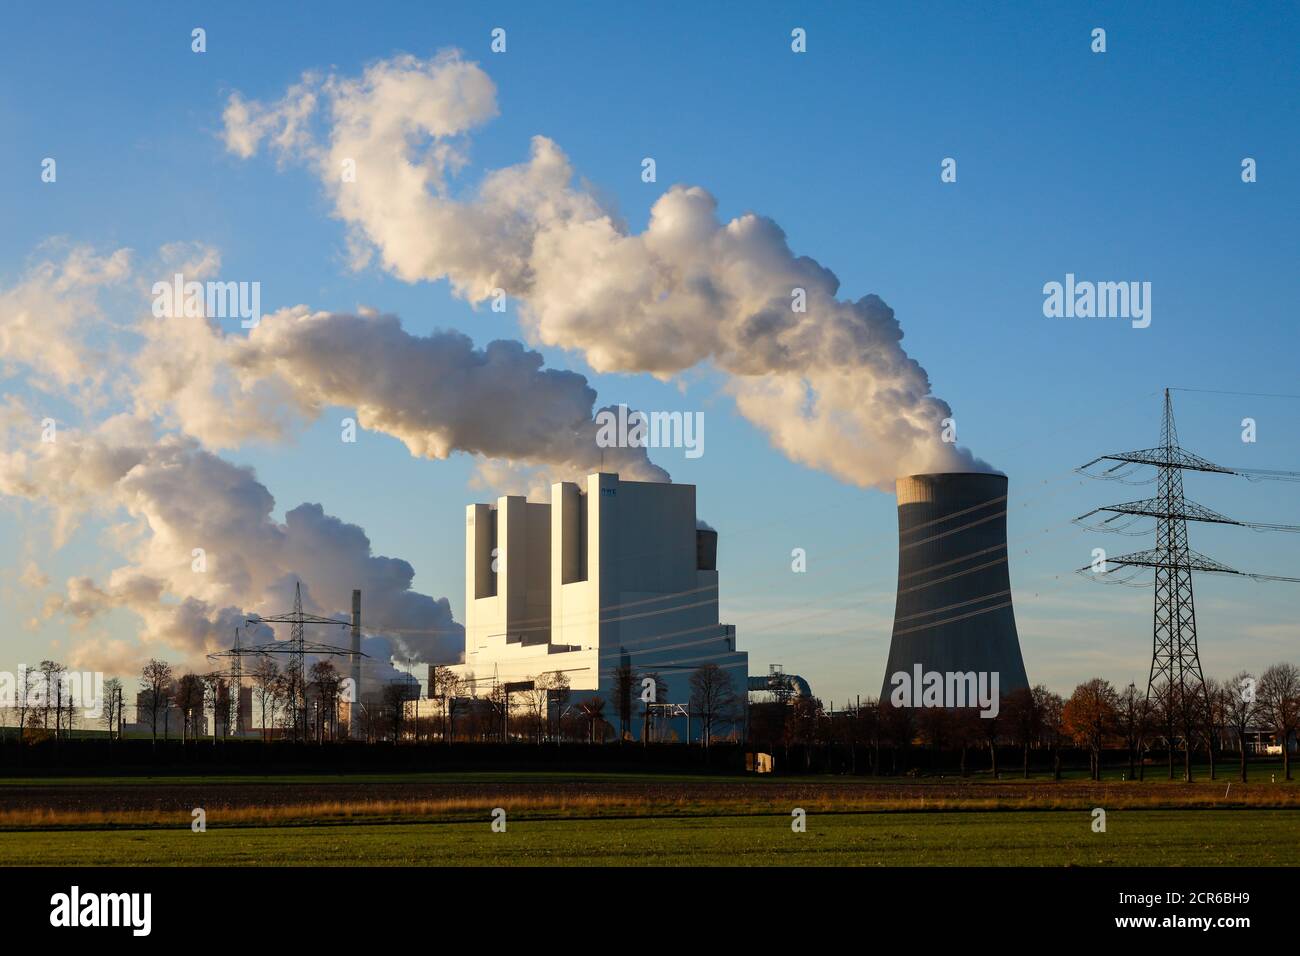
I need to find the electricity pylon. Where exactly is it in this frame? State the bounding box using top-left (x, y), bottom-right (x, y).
top-left (1076, 389), bottom-right (1300, 778)
top-left (243, 582), bottom-right (361, 741)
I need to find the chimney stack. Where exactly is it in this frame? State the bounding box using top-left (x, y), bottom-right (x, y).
top-left (350, 589), bottom-right (361, 736)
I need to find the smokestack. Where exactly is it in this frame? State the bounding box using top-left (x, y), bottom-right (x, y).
top-left (880, 473), bottom-right (1029, 703)
top-left (350, 589), bottom-right (361, 734)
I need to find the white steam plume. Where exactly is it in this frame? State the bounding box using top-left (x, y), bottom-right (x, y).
top-left (0, 412), bottom-right (463, 677)
top-left (131, 301), bottom-right (669, 484)
top-left (224, 51), bottom-right (990, 488)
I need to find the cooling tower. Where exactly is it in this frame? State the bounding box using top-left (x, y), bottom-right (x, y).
top-left (879, 473), bottom-right (1029, 703)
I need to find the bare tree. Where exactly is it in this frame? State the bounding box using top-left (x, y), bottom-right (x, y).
top-left (101, 677), bottom-right (123, 745)
top-left (1222, 671), bottom-right (1256, 782)
top-left (381, 680), bottom-right (410, 743)
top-left (139, 658), bottom-right (173, 749)
top-left (1202, 677), bottom-right (1224, 780)
top-left (447, 669), bottom-right (473, 744)
top-left (487, 680), bottom-right (511, 742)
top-left (273, 672), bottom-right (293, 735)
top-left (579, 696), bottom-right (607, 743)
top-left (857, 698), bottom-right (882, 775)
top-left (784, 696), bottom-right (822, 770)
top-left (310, 660), bottom-right (342, 742)
top-left (202, 674), bottom-right (223, 745)
top-left (689, 663), bottom-right (736, 751)
top-left (430, 665), bottom-right (459, 743)
top-left (979, 699), bottom-right (1004, 777)
top-left (639, 671), bottom-right (669, 744)
top-left (1003, 686), bottom-right (1041, 778)
top-left (519, 677), bottom-right (551, 743)
top-left (250, 656), bottom-right (279, 741)
top-left (174, 674), bottom-right (204, 743)
top-left (37, 660), bottom-right (65, 739)
top-left (1151, 679), bottom-right (1181, 780)
top-left (611, 662), bottom-right (635, 742)
top-left (13, 665), bottom-right (34, 747)
top-left (880, 701), bottom-right (917, 774)
top-left (1034, 686), bottom-right (1065, 781)
top-left (549, 671), bottom-right (571, 742)
top-left (1114, 682), bottom-right (1149, 781)
top-left (1258, 663), bottom-right (1300, 781)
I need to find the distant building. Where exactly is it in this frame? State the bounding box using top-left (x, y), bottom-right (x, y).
top-left (450, 472), bottom-right (748, 741)
top-left (215, 684), bottom-right (254, 736)
top-left (127, 688), bottom-right (202, 738)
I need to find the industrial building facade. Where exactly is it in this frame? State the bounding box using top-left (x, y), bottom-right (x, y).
top-left (452, 472), bottom-right (748, 738)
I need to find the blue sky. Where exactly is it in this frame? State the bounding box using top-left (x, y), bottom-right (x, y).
top-left (1, 1), bottom-right (1297, 705)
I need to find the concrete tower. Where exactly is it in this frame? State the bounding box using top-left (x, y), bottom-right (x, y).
top-left (880, 473), bottom-right (1029, 703)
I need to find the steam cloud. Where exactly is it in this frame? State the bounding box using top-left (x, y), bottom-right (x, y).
top-left (0, 411), bottom-right (461, 678)
top-left (132, 301), bottom-right (668, 484)
top-left (224, 51), bottom-right (989, 488)
top-left (0, 244), bottom-right (666, 678)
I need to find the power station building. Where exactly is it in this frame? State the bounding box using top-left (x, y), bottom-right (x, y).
top-left (880, 472), bottom-right (1030, 704)
top-left (451, 472), bottom-right (748, 737)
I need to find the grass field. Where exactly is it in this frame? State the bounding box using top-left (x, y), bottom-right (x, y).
top-left (1, 769), bottom-right (1295, 866)
top-left (1, 809), bottom-right (1294, 866)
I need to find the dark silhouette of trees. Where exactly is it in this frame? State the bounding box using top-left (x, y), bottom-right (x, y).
top-left (579, 696), bottom-right (607, 743)
top-left (430, 665), bottom-right (459, 743)
top-left (689, 663), bottom-right (737, 751)
top-left (310, 660), bottom-right (343, 742)
top-left (1032, 686), bottom-right (1066, 781)
top-left (1114, 682), bottom-right (1149, 781)
top-left (1221, 671), bottom-right (1256, 782)
top-left (638, 671), bottom-right (668, 744)
top-left (1258, 663), bottom-right (1299, 781)
top-left (250, 656), bottom-right (279, 741)
top-left (173, 674), bottom-right (204, 743)
top-left (916, 706), bottom-right (953, 754)
top-left (1003, 687), bottom-right (1041, 779)
top-left (978, 701), bottom-right (1004, 777)
top-left (880, 701), bottom-right (916, 774)
top-left (139, 658), bottom-right (173, 749)
top-left (611, 662), bottom-right (635, 742)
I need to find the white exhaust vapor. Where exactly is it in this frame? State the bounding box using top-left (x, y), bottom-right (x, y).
top-left (224, 51), bottom-right (990, 488)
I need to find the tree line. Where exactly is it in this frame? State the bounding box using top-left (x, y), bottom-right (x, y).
top-left (749, 663), bottom-right (1300, 781)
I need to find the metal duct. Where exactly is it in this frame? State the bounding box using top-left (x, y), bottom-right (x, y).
top-left (747, 673), bottom-right (813, 699)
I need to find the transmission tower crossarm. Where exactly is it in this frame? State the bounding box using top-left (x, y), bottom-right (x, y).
top-left (1082, 547), bottom-right (1241, 575)
top-left (249, 613), bottom-right (348, 626)
top-left (1076, 497), bottom-right (1244, 527)
top-left (1079, 447), bottom-right (1238, 475)
top-left (243, 639), bottom-right (365, 656)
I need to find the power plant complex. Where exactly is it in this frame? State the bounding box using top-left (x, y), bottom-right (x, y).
top-left (197, 467), bottom-right (1034, 740)
top-left (451, 472), bottom-right (750, 735)
top-left (199, 398), bottom-right (1297, 744)
top-left (446, 467), bottom-right (1030, 731)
